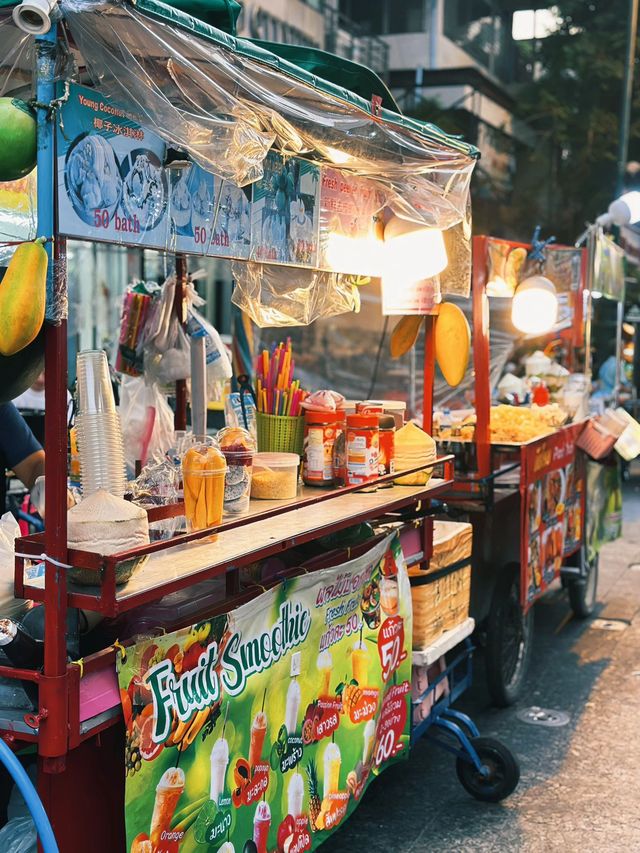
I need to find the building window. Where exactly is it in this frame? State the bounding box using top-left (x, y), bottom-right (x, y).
top-left (339, 0), bottom-right (425, 35)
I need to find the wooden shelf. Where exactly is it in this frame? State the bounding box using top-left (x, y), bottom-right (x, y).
top-left (21, 478), bottom-right (452, 616)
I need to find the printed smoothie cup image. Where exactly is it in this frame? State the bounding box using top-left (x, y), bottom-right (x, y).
top-left (362, 719), bottom-right (376, 766)
top-left (253, 800), bottom-right (272, 853)
top-left (285, 678), bottom-right (301, 735)
top-left (380, 577), bottom-right (399, 615)
top-left (323, 742), bottom-right (342, 799)
top-left (316, 650), bottom-right (333, 696)
top-left (287, 771), bottom-right (305, 818)
top-left (210, 736), bottom-right (230, 804)
top-left (249, 710), bottom-right (268, 769)
top-left (149, 767), bottom-right (185, 849)
top-left (351, 640), bottom-right (369, 685)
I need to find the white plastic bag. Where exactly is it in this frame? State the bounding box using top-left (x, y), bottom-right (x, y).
top-left (0, 816), bottom-right (37, 853)
top-left (0, 513), bottom-right (27, 621)
top-left (119, 377), bottom-right (175, 474)
top-left (186, 307), bottom-right (232, 384)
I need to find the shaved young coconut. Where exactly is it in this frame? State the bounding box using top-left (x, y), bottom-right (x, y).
top-left (68, 490), bottom-right (150, 585)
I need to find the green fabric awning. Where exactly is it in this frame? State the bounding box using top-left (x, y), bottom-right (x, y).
top-left (249, 40), bottom-right (399, 112)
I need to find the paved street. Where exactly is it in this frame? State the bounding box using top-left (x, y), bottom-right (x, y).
top-left (330, 480), bottom-right (640, 853)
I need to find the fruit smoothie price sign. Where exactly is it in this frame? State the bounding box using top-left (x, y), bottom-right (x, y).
top-left (56, 83), bottom-right (170, 250)
top-left (521, 424), bottom-right (585, 607)
top-left (119, 533), bottom-right (412, 853)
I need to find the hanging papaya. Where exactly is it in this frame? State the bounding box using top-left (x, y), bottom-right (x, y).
top-left (434, 302), bottom-right (470, 386)
top-left (505, 247), bottom-right (528, 295)
top-left (390, 315), bottom-right (423, 358)
top-left (0, 237), bottom-right (47, 356)
top-left (0, 98), bottom-right (37, 182)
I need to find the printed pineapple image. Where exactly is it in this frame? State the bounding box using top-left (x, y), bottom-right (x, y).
top-left (306, 759), bottom-right (322, 832)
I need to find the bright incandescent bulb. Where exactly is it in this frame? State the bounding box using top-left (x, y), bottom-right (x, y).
top-left (511, 275), bottom-right (558, 335)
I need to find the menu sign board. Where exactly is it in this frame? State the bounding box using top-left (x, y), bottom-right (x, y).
top-left (119, 534), bottom-right (412, 853)
top-left (521, 424), bottom-right (585, 606)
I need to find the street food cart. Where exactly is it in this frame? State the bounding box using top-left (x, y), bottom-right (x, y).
top-left (432, 233), bottom-right (622, 706)
top-left (0, 2), bottom-right (521, 850)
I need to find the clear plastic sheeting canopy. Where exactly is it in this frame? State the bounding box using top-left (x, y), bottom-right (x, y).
top-left (231, 261), bottom-right (360, 327)
top-left (59, 0), bottom-right (477, 228)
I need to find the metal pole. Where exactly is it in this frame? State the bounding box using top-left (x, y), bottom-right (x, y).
top-left (35, 25), bottom-right (70, 768)
top-left (617, 0), bottom-right (639, 196)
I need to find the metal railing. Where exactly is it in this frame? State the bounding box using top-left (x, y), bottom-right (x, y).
top-left (324, 4), bottom-right (389, 78)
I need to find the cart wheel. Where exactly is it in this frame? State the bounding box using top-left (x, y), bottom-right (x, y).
top-left (455, 737), bottom-right (520, 802)
top-left (485, 564), bottom-right (533, 707)
top-left (568, 553), bottom-right (599, 619)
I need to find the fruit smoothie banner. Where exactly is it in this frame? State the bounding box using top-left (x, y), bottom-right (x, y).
top-left (521, 424), bottom-right (585, 607)
top-left (119, 533), bottom-right (412, 853)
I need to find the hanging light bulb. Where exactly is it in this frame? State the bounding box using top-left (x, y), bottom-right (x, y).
top-left (382, 215), bottom-right (448, 286)
top-left (511, 275), bottom-right (558, 335)
top-left (325, 232), bottom-right (383, 275)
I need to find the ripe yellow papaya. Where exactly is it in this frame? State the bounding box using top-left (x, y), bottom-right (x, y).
top-left (390, 315), bottom-right (423, 358)
top-left (435, 302), bottom-right (470, 386)
top-left (0, 238), bottom-right (47, 356)
top-left (505, 247), bottom-right (528, 295)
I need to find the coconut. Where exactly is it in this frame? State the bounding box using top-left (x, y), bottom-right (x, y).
top-left (0, 99), bottom-right (37, 183)
top-left (67, 490), bottom-right (149, 586)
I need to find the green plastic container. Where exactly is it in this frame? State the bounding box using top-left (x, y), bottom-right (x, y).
top-left (256, 413), bottom-right (304, 455)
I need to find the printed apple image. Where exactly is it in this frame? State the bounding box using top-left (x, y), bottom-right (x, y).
top-left (277, 815), bottom-right (296, 853)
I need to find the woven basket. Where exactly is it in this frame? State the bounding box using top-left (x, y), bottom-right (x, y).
top-left (256, 413), bottom-right (304, 455)
top-left (409, 521), bottom-right (472, 650)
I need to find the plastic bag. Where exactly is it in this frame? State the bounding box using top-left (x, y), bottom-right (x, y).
top-left (145, 325), bottom-right (191, 385)
top-left (0, 816), bottom-right (37, 853)
top-left (186, 307), bottom-right (232, 384)
top-left (119, 377), bottom-right (175, 474)
top-left (231, 261), bottom-right (360, 327)
top-left (0, 512), bottom-right (27, 621)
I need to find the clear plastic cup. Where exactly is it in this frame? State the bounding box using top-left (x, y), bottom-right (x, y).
top-left (76, 350), bottom-right (116, 415)
top-left (221, 449), bottom-right (254, 515)
top-left (182, 443), bottom-right (227, 534)
top-left (76, 408), bottom-right (127, 497)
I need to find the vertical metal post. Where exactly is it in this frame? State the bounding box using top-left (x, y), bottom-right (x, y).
top-left (35, 25), bottom-right (70, 766)
top-left (174, 254), bottom-right (188, 431)
top-left (617, 0), bottom-right (639, 196)
top-left (614, 299), bottom-right (625, 403)
top-left (472, 237), bottom-right (491, 478)
top-left (422, 315), bottom-right (435, 434)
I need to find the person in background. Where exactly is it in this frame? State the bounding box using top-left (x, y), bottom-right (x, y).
top-left (595, 343), bottom-right (631, 400)
top-left (12, 371), bottom-right (73, 447)
top-left (0, 402), bottom-right (44, 513)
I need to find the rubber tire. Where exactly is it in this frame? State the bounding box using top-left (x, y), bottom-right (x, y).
top-left (455, 736), bottom-right (520, 802)
top-left (568, 554), bottom-right (599, 619)
top-left (485, 565), bottom-right (533, 707)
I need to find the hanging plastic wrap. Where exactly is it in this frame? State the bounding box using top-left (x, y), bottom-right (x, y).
top-left (231, 260), bottom-right (360, 327)
top-left (0, 13), bottom-right (33, 98)
top-left (440, 208), bottom-right (472, 298)
top-left (59, 0), bottom-right (477, 228)
top-left (0, 172), bottom-right (37, 266)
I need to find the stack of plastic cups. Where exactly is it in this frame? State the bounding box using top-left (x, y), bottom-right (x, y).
top-left (75, 350), bottom-right (127, 498)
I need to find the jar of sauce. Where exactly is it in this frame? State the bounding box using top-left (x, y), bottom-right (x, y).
top-left (303, 411), bottom-right (341, 486)
top-left (346, 414), bottom-right (379, 485)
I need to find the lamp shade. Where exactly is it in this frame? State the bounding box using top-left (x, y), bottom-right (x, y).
top-left (511, 275), bottom-right (558, 335)
top-left (382, 215), bottom-right (448, 284)
top-left (608, 191), bottom-right (640, 227)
